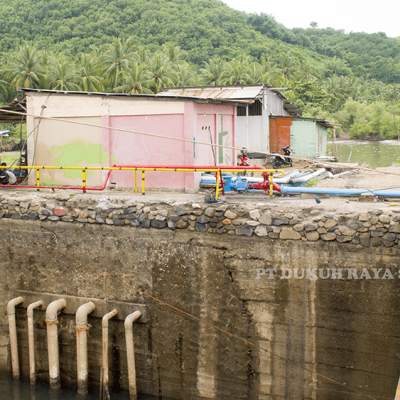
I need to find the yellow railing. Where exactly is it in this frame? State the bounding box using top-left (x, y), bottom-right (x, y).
top-left (7, 166), bottom-right (285, 198)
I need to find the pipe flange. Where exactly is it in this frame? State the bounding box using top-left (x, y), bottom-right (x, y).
top-left (75, 324), bottom-right (91, 332)
top-left (45, 319), bottom-right (59, 326)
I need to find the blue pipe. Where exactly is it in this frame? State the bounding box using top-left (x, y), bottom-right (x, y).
top-left (281, 187), bottom-right (400, 197)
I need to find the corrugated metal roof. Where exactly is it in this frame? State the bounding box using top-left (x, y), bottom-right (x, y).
top-left (158, 86), bottom-right (264, 100)
top-left (0, 98), bottom-right (27, 123)
top-left (18, 88), bottom-right (249, 106)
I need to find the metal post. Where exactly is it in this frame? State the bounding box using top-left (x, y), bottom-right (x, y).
top-left (36, 169), bottom-right (40, 191)
top-left (82, 170), bottom-right (86, 193)
top-left (141, 171), bottom-right (145, 195)
top-left (215, 170), bottom-right (220, 199)
top-left (134, 169), bottom-right (137, 194)
top-left (219, 170), bottom-right (225, 196)
top-left (269, 173), bottom-right (273, 197)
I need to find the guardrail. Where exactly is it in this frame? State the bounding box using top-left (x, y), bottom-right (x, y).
top-left (1, 166), bottom-right (285, 198)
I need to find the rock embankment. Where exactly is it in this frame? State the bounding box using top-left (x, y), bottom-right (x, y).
top-left (1, 192), bottom-right (400, 248)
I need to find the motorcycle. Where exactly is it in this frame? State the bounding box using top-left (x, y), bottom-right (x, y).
top-left (271, 145), bottom-right (293, 169)
top-left (238, 148), bottom-right (250, 167)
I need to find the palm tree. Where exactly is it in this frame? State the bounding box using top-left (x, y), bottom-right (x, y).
top-left (220, 56), bottom-right (251, 85)
top-left (48, 54), bottom-right (80, 91)
top-left (173, 63), bottom-right (197, 87)
top-left (278, 51), bottom-right (299, 80)
top-left (147, 52), bottom-right (176, 93)
top-left (133, 47), bottom-right (151, 65)
top-left (245, 62), bottom-right (264, 85)
top-left (163, 42), bottom-right (185, 66)
top-left (199, 58), bottom-right (226, 86)
top-left (102, 37), bottom-right (136, 89)
top-left (260, 56), bottom-right (282, 85)
top-left (76, 54), bottom-right (105, 92)
top-left (5, 43), bottom-right (45, 89)
top-left (114, 62), bottom-right (153, 94)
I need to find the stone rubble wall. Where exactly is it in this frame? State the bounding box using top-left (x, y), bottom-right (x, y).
top-left (1, 192), bottom-right (400, 248)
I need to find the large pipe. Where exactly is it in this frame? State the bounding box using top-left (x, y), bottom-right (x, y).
top-left (291, 168), bottom-right (326, 184)
top-left (101, 309), bottom-right (118, 400)
top-left (281, 186), bottom-right (400, 197)
top-left (45, 299), bottom-right (66, 391)
top-left (76, 301), bottom-right (96, 397)
top-left (27, 300), bottom-right (43, 386)
top-left (125, 311), bottom-right (142, 400)
top-left (7, 297), bottom-right (24, 380)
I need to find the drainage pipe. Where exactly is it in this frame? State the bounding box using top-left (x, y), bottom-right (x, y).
top-left (7, 297), bottom-right (24, 380)
top-left (281, 187), bottom-right (400, 197)
top-left (125, 311), bottom-right (142, 400)
top-left (76, 301), bottom-right (96, 397)
top-left (101, 309), bottom-right (118, 400)
top-left (27, 300), bottom-right (43, 386)
top-left (291, 168), bottom-right (326, 184)
top-left (45, 299), bottom-right (66, 391)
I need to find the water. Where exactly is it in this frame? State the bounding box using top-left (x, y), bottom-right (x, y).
top-left (327, 140), bottom-right (400, 168)
top-left (0, 372), bottom-right (159, 400)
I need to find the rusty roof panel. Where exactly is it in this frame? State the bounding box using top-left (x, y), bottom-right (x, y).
top-left (158, 86), bottom-right (263, 100)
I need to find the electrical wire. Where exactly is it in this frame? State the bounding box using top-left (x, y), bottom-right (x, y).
top-left (0, 218), bottom-right (378, 400)
top-left (1, 106), bottom-right (400, 178)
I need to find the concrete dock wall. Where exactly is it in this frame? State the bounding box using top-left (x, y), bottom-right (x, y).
top-left (0, 192), bottom-right (399, 399)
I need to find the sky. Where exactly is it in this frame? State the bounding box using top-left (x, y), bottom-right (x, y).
top-left (221, 0), bottom-right (400, 38)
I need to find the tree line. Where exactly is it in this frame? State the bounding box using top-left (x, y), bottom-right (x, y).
top-left (1, 40), bottom-right (400, 139)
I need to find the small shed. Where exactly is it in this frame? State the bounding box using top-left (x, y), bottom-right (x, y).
top-left (269, 116), bottom-right (334, 159)
top-left (290, 118), bottom-right (333, 159)
top-left (22, 89), bottom-right (239, 192)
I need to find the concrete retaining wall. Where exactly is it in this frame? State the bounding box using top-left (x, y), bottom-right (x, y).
top-left (0, 192), bottom-right (399, 399)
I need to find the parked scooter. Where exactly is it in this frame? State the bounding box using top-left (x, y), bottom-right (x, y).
top-left (238, 148), bottom-right (250, 167)
top-left (271, 146), bottom-right (293, 169)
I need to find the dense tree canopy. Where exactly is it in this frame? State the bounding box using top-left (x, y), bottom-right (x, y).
top-left (0, 0), bottom-right (399, 139)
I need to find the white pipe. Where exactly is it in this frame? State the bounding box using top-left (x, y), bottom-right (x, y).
top-left (27, 300), bottom-right (43, 386)
top-left (101, 309), bottom-right (117, 400)
top-left (125, 311), bottom-right (142, 400)
top-left (45, 299), bottom-right (66, 390)
top-left (7, 297), bottom-right (24, 380)
top-left (292, 168), bottom-right (326, 184)
top-left (76, 301), bottom-right (96, 396)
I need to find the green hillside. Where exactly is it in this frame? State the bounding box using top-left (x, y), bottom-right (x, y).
top-left (0, 0), bottom-right (400, 139)
top-left (0, 0), bottom-right (325, 66)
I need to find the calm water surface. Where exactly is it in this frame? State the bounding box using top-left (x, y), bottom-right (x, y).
top-left (327, 140), bottom-right (400, 168)
top-left (0, 372), bottom-right (161, 400)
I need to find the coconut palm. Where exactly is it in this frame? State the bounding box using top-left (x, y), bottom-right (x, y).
top-left (133, 47), bottom-right (151, 65)
top-left (48, 54), bottom-right (80, 91)
top-left (173, 63), bottom-right (197, 87)
top-left (220, 56), bottom-right (251, 85)
top-left (114, 62), bottom-right (153, 94)
top-left (278, 51), bottom-right (299, 80)
top-left (163, 42), bottom-right (185, 66)
top-left (199, 58), bottom-right (226, 86)
top-left (76, 54), bottom-right (105, 92)
top-left (102, 37), bottom-right (136, 89)
top-left (5, 43), bottom-right (45, 89)
top-left (147, 53), bottom-right (176, 93)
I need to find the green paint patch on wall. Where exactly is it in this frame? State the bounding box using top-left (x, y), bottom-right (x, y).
top-left (51, 140), bottom-right (109, 179)
top-left (40, 179), bottom-right (61, 187)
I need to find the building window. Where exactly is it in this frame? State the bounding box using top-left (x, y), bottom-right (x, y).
top-left (237, 106), bottom-right (246, 116)
top-left (237, 100), bottom-right (262, 117)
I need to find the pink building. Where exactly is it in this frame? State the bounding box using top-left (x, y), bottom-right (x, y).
top-left (23, 89), bottom-right (239, 192)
